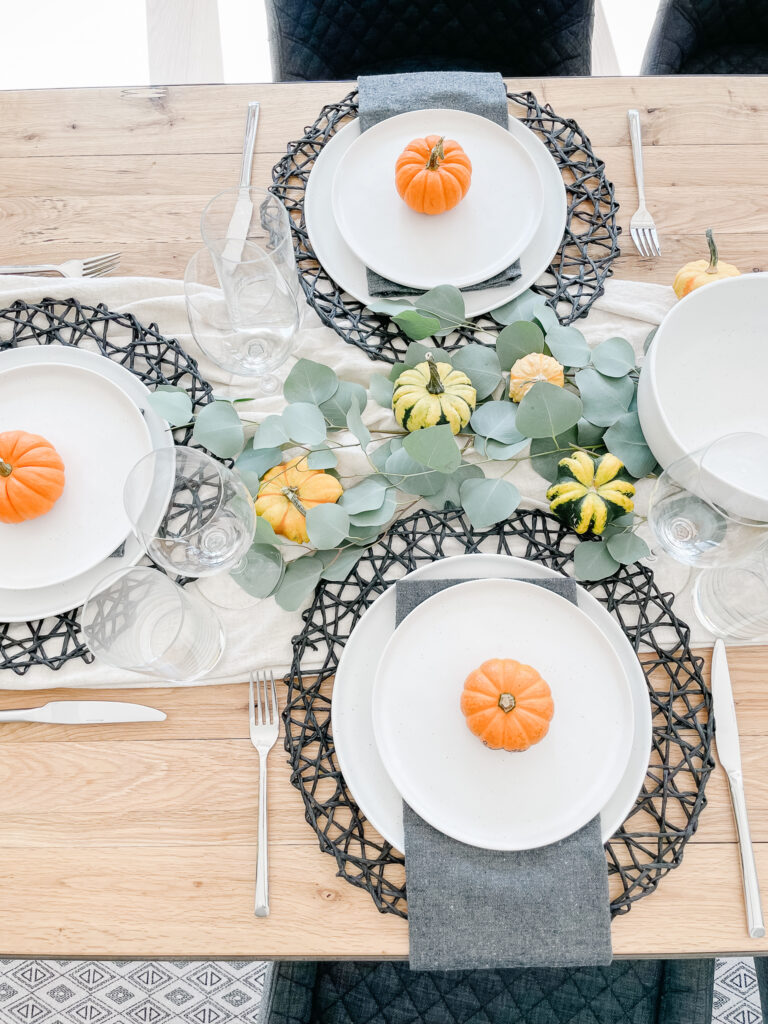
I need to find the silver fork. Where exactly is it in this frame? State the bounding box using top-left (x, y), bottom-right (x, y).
top-left (627, 110), bottom-right (661, 258)
top-left (249, 669), bottom-right (279, 917)
top-left (0, 252), bottom-right (122, 278)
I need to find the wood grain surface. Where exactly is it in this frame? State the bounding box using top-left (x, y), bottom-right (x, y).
top-left (0, 76), bottom-right (766, 959)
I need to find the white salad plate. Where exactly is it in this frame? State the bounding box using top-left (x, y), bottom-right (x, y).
top-left (305, 113), bottom-right (567, 318)
top-left (331, 109), bottom-right (544, 290)
top-left (638, 273), bottom-right (768, 521)
top-left (372, 578), bottom-right (634, 851)
top-left (0, 345), bottom-right (172, 619)
top-left (331, 554), bottom-right (652, 853)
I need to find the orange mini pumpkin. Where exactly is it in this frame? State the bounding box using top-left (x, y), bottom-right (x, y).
top-left (508, 353), bottom-right (565, 403)
top-left (395, 135), bottom-right (472, 215)
top-left (254, 455), bottom-right (343, 544)
top-left (0, 430), bottom-right (66, 524)
top-left (460, 658), bottom-right (554, 751)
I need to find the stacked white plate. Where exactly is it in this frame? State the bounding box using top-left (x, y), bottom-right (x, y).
top-left (305, 107), bottom-right (568, 318)
top-left (0, 346), bottom-right (173, 621)
top-left (331, 555), bottom-right (652, 853)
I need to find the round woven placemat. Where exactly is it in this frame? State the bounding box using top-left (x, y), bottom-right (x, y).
top-left (284, 506), bottom-right (714, 918)
top-left (272, 90), bottom-right (621, 364)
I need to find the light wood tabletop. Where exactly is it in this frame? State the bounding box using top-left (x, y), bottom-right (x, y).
top-left (0, 75), bottom-right (767, 960)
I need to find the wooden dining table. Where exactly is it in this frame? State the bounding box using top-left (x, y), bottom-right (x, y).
top-left (0, 74), bottom-right (767, 961)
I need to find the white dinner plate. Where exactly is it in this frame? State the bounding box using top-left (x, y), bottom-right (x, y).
top-left (331, 109), bottom-right (544, 290)
top-left (0, 345), bottom-right (172, 619)
top-left (331, 554), bottom-right (652, 853)
top-left (638, 273), bottom-right (768, 521)
top-left (372, 578), bottom-right (633, 850)
top-left (306, 113), bottom-right (567, 318)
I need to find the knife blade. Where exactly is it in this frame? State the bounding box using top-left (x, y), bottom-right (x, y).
top-left (712, 639), bottom-right (765, 938)
top-left (0, 701), bottom-right (167, 725)
top-left (223, 101), bottom-right (260, 263)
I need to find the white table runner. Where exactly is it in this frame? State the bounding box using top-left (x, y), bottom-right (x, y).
top-left (0, 274), bottom-right (717, 690)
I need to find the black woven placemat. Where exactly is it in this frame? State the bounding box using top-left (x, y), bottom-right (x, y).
top-left (0, 298), bottom-right (213, 674)
top-left (284, 507), bottom-right (713, 919)
top-left (272, 89), bottom-right (621, 364)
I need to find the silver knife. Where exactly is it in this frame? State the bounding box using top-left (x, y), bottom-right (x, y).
top-left (223, 101), bottom-right (260, 262)
top-left (0, 701), bottom-right (167, 725)
top-left (712, 639), bottom-right (766, 938)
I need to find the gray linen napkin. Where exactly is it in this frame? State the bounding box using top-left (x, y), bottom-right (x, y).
top-left (395, 576), bottom-right (613, 971)
top-left (356, 71), bottom-right (522, 298)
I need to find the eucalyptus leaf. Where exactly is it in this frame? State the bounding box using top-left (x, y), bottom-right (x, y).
top-left (384, 447), bottom-right (446, 496)
top-left (232, 544), bottom-right (284, 598)
top-left (590, 337), bottom-right (636, 378)
top-left (606, 531), bottom-right (650, 565)
top-left (529, 427), bottom-right (578, 482)
top-left (426, 462), bottom-right (484, 509)
top-left (367, 297), bottom-right (414, 316)
top-left (515, 382), bottom-right (582, 439)
top-left (320, 380), bottom-right (368, 428)
top-left (404, 342), bottom-right (434, 368)
top-left (450, 344), bottom-right (503, 400)
top-left (533, 304), bottom-right (560, 333)
top-left (306, 503), bottom-right (350, 549)
top-left (393, 309), bottom-right (441, 341)
top-left (478, 437), bottom-right (529, 460)
top-left (274, 554), bottom-right (325, 611)
top-left (496, 321), bottom-right (545, 370)
top-left (282, 402), bottom-right (327, 445)
top-left (348, 488), bottom-right (397, 526)
top-left (369, 373), bottom-right (395, 408)
top-left (574, 367), bottom-right (633, 427)
top-left (234, 445), bottom-right (283, 495)
top-left (254, 515), bottom-right (280, 546)
top-left (459, 477), bottom-right (520, 529)
top-left (283, 358), bottom-right (339, 405)
top-left (490, 289), bottom-right (548, 326)
top-left (306, 445), bottom-right (338, 470)
top-left (252, 414), bottom-right (289, 449)
top-left (192, 400), bottom-right (245, 458)
top-left (338, 476), bottom-right (390, 514)
top-left (577, 419), bottom-right (606, 449)
top-left (370, 437), bottom-right (401, 473)
top-left (319, 545), bottom-right (365, 581)
top-left (545, 325), bottom-right (591, 368)
top-left (415, 285), bottom-right (466, 336)
top-left (346, 397), bottom-right (371, 450)
top-left (470, 401), bottom-right (523, 444)
top-left (402, 424), bottom-right (461, 473)
top-left (348, 523), bottom-right (386, 545)
top-left (572, 540), bottom-right (620, 582)
top-left (603, 411), bottom-right (656, 478)
top-left (148, 385), bottom-right (193, 427)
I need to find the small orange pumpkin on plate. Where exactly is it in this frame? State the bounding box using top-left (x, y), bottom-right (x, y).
top-left (395, 135), bottom-right (472, 215)
top-left (0, 430), bottom-right (66, 524)
top-left (460, 658), bottom-right (554, 751)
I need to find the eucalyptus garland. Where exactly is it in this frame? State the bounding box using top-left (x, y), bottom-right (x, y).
top-left (149, 288), bottom-right (658, 610)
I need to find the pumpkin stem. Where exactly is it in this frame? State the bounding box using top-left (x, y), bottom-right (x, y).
top-left (425, 137), bottom-right (445, 172)
top-left (498, 692), bottom-right (516, 713)
top-left (424, 352), bottom-right (445, 395)
top-left (281, 486), bottom-right (307, 517)
top-left (705, 228), bottom-right (719, 274)
top-left (0, 460), bottom-right (11, 478)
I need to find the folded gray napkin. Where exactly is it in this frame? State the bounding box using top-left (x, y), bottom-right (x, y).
top-left (395, 576), bottom-right (612, 972)
top-left (356, 71), bottom-right (522, 298)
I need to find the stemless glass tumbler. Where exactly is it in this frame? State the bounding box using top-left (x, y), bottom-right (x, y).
top-left (81, 567), bottom-right (224, 682)
top-left (124, 445), bottom-right (255, 577)
top-left (692, 547), bottom-right (768, 642)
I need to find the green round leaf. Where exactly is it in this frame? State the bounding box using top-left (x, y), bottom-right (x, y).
top-left (346, 397), bottom-right (371, 450)
top-left (306, 445), bottom-right (338, 470)
top-left (370, 437), bottom-right (402, 473)
top-left (254, 515), bottom-right (279, 546)
top-left (603, 411), bottom-right (656, 478)
top-left (348, 488), bottom-right (397, 527)
top-left (528, 427), bottom-right (578, 482)
top-left (415, 285), bottom-right (466, 336)
top-left (283, 358), bottom-right (339, 405)
top-left (274, 555), bottom-right (325, 611)
top-left (282, 402), bottom-right (327, 445)
top-left (545, 325), bottom-right (590, 368)
top-left (369, 373), bottom-right (395, 408)
top-left (320, 380), bottom-right (368, 429)
top-left (393, 309), bottom-right (441, 341)
top-left (606, 531), bottom-right (650, 565)
top-left (459, 477), bottom-right (521, 529)
top-left (367, 298), bottom-right (415, 316)
top-left (306, 503), bottom-right (350, 549)
top-left (251, 414), bottom-right (289, 449)
top-left (449, 344), bottom-right (502, 400)
top-left (232, 544), bottom-right (284, 598)
top-left (338, 476), bottom-right (390, 514)
top-left (319, 545), bottom-right (365, 582)
top-left (402, 424), bottom-right (461, 474)
top-left (470, 401), bottom-right (523, 444)
top-left (234, 445), bottom-right (283, 495)
top-left (476, 437), bottom-right (529, 460)
top-left (574, 368), bottom-right (633, 428)
top-left (403, 342), bottom-right (433, 368)
top-left (490, 289), bottom-right (549, 326)
top-left (192, 400), bottom-right (245, 458)
top-left (515, 382), bottom-right (582, 439)
top-left (426, 462), bottom-right (484, 509)
top-left (590, 337), bottom-right (636, 378)
top-left (496, 321), bottom-right (545, 371)
top-left (576, 418), bottom-right (606, 448)
top-left (533, 304), bottom-right (560, 333)
top-left (385, 448), bottom-right (446, 496)
top-left (572, 540), bottom-right (620, 582)
top-left (148, 385), bottom-right (193, 427)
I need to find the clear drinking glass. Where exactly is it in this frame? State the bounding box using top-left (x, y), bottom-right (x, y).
top-left (647, 432), bottom-right (768, 568)
top-left (200, 186), bottom-right (300, 304)
top-left (81, 567), bottom-right (224, 681)
top-left (692, 544), bottom-right (768, 641)
top-left (124, 445), bottom-right (255, 577)
top-left (185, 243), bottom-right (299, 392)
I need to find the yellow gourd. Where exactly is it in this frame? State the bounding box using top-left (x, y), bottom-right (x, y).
top-left (392, 352), bottom-right (476, 434)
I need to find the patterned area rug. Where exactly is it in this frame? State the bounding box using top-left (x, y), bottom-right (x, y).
top-left (0, 957), bottom-right (759, 1023)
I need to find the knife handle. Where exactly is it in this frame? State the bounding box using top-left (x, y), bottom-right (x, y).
top-left (729, 771), bottom-right (766, 938)
top-left (0, 709), bottom-right (36, 723)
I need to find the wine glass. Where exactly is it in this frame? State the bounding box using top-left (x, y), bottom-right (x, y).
top-left (647, 432), bottom-right (768, 568)
top-left (124, 445), bottom-right (255, 577)
top-left (81, 567), bottom-right (224, 682)
top-left (185, 243), bottom-right (299, 393)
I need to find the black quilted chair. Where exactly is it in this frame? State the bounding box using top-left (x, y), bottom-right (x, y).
top-left (642, 0), bottom-right (768, 74)
top-left (258, 959), bottom-right (717, 1023)
top-left (264, 0), bottom-right (594, 81)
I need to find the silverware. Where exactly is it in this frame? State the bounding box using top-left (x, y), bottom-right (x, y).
top-left (0, 252), bottom-right (122, 278)
top-left (627, 110), bottom-right (661, 258)
top-left (249, 669), bottom-right (279, 917)
top-left (712, 639), bottom-right (765, 938)
top-left (223, 101), bottom-right (260, 262)
top-left (0, 701), bottom-right (166, 725)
